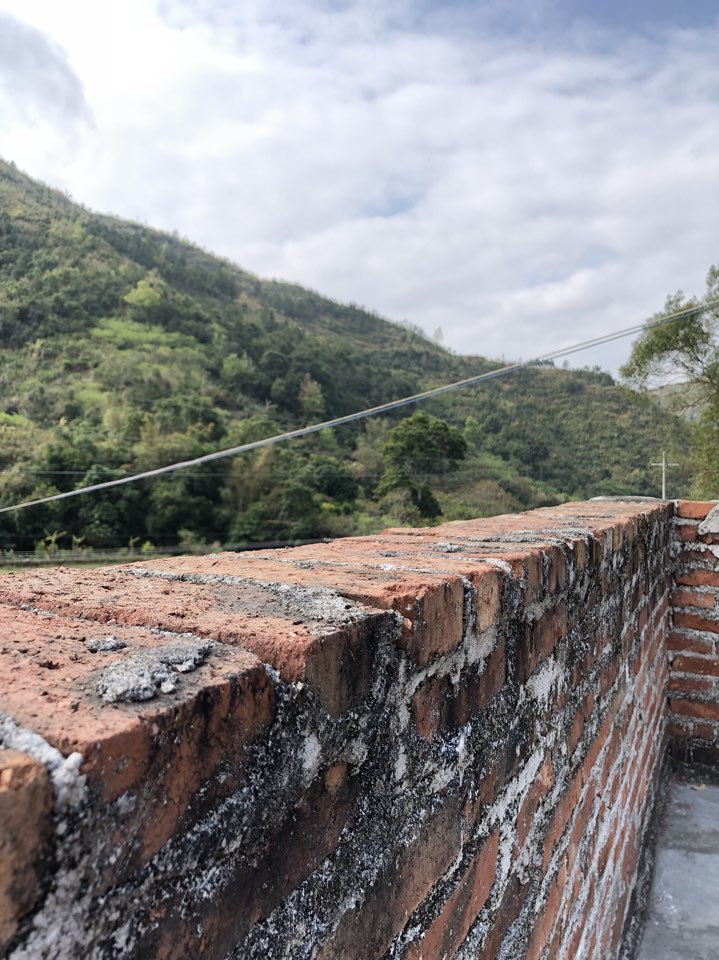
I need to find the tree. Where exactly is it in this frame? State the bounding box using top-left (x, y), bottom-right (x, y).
top-left (298, 373), bottom-right (326, 420)
top-left (123, 269), bottom-right (168, 308)
top-left (622, 265), bottom-right (719, 495)
top-left (378, 411), bottom-right (466, 519)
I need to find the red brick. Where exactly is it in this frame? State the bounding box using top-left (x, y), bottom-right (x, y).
top-left (392, 579), bottom-right (467, 665)
top-left (599, 655), bottom-right (620, 696)
top-left (0, 750), bottom-right (53, 953)
top-left (405, 831), bottom-right (499, 960)
top-left (670, 698), bottom-right (719, 722)
top-left (671, 654), bottom-right (719, 677)
top-left (412, 673), bottom-right (451, 740)
top-left (596, 807), bottom-right (618, 878)
top-left (566, 790), bottom-right (595, 872)
top-left (675, 569), bottom-right (719, 589)
top-left (667, 675), bottom-right (714, 696)
top-left (599, 727), bottom-right (623, 792)
top-left (584, 927), bottom-right (599, 959)
top-left (671, 589), bottom-right (715, 610)
top-left (668, 632), bottom-right (714, 654)
top-left (141, 756), bottom-right (364, 960)
top-left (0, 565), bottom-right (394, 714)
top-left (0, 603), bottom-right (277, 883)
top-left (411, 643), bottom-right (506, 740)
top-left (525, 861), bottom-right (568, 960)
top-left (579, 693), bottom-right (623, 790)
top-left (464, 761), bottom-right (505, 825)
top-left (519, 602), bottom-right (567, 683)
top-left (564, 914), bottom-right (589, 960)
top-left (479, 640), bottom-right (506, 706)
top-left (678, 548), bottom-right (719, 566)
top-left (516, 758), bottom-right (554, 849)
top-left (477, 875), bottom-right (530, 960)
top-left (675, 523), bottom-right (699, 542)
top-left (571, 538), bottom-right (587, 572)
top-left (667, 719), bottom-right (717, 740)
top-left (676, 501), bottom-right (717, 520)
top-left (543, 772), bottom-right (583, 870)
top-left (316, 797), bottom-right (464, 960)
top-left (473, 568), bottom-right (503, 632)
top-left (568, 708), bottom-right (585, 756)
top-left (672, 611), bottom-right (719, 635)
top-left (622, 623), bottom-right (637, 659)
top-left (547, 548), bottom-right (567, 594)
top-left (604, 898), bottom-right (629, 958)
top-left (508, 551), bottom-right (544, 603)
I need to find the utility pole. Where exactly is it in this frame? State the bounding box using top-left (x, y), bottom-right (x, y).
top-left (650, 450), bottom-right (680, 500)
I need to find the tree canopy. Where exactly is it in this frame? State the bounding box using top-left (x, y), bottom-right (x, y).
top-left (622, 264), bottom-right (719, 495)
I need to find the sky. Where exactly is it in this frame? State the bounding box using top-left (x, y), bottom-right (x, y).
top-left (1, 0), bottom-right (718, 375)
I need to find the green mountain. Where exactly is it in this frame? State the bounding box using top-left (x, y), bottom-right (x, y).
top-left (0, 158), bottom-right (691, 554)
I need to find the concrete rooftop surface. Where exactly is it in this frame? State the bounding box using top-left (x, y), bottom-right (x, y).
top-left (636, 778), bottom-right (719, 960)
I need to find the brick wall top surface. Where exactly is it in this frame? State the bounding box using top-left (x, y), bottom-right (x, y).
top-left (0, 499), bottom-right (669, 779)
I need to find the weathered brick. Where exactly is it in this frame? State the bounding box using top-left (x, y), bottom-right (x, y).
top-left (0, 566), bottom-right (392, 715)
top-left (667, 719), bottom-right (717, 741)
top-left (542, 772), bottom-right (583, 870)
top-left (675, 523), bottom-right (699, 542)
top-left (524, 860), bottom-right (568, 960)
top-left (516, 758), bottom-right (554, 849)
top-left (676, 500), bottom-right (717, 519)
top-left (476, 874), bottom-right (530, 960)
top-left (404, 831), bottom-right (499, 960)
top-left (671, 589), bottom-right (715, 610)
top-left (0, 604), bottom-right (276, 880)
top-left (547, 547), bottom-right (567, 594)
top-left (599, 654), bottom-right (620, 696)
top-left (670, 698), bottom-right (719, 722)
top-left (566, 789), bottom-right (596, 872)
top-left (135, 757), bottom-right (363, 960)
top-left (392, 578), bottom-right (467, 665)
top-left (668, 631), bottom-right (714, 654)
top-left (518, 602), bottom-right (567, 684)
top-left (671, 654), bottom-right (719, 678)
top-left (675, 569), bottom-right (719, 589)
top-left (464, 760), bottom-right (505, 826)
top-left (0, 750), bottom-right (53, 953)
top-left (599, 726), bottom-right (623, 792)
top-left (0, 498), bottom-right (687, 958)
top-left (411, 641), bottom-right (506, 740)
top-left (672, 610), bottom-right (719, 635)
top-left (508, 550), bottom-right (545, 604)
top-left (473, 568), bottom-right (503, 632)
top-left (315, 797), bottom-right (464, 960)
top-left (479, 639), bottom-right (507, 706)
top-left (412, 673), bottom-right (451, 740)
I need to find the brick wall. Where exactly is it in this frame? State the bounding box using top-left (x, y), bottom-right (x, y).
top-left (0, 499), bottom-right (691, 959)
top-left (668, 500), bottom-right (719, 771)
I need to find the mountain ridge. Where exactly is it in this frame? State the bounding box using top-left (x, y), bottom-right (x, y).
top-left (0, 157), bottom-right (692, 553)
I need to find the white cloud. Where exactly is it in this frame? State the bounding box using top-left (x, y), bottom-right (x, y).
top-left (0, 0), bottom-right (718, 373)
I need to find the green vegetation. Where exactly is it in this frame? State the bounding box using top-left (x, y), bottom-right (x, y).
top-left (0, 157), bottom-right (693, 556)
top-left (622, 267), bottom-right (719, 497)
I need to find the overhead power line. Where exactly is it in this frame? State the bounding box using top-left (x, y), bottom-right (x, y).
top-left (1, 298), bottom-right (717, 516)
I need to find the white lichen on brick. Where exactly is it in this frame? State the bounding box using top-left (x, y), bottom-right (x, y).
top-left (96, 640), bottom-right (213, 702)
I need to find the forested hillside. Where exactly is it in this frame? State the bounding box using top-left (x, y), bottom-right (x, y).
top-left (0, 158), bottom-right (691, 555)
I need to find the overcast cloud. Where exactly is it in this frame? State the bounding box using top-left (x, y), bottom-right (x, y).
top-left (0, 0), bottom-right (718, 373)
